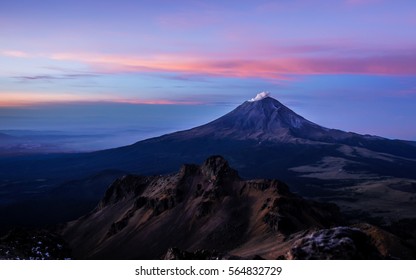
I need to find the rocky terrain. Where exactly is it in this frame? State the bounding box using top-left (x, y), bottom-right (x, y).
top-left (0, 228), bottom-right (71, 260)
top-left (60, 156), bottom-right (415, 259)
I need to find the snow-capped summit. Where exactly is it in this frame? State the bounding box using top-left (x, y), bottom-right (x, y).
top-left (248, 91), bottom-right (271, 102)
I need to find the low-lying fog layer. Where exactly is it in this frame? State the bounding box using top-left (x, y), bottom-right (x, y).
top-left (0, 103), bottom-right (232, 154)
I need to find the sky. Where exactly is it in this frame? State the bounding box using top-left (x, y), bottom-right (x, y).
top-left (1, 0), bottom-right (416, 143)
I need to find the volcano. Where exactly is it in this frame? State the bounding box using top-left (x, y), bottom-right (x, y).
top-left (163, 92), bottom-right (377, 143)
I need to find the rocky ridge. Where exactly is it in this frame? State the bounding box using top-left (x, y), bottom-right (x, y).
top-left (62, 156), bottom-right (342, 259)
top-left (61, 156), bottom-right (414, 259)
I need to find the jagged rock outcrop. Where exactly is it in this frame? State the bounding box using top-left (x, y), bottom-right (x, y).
top-left (62, 156), bottom-right (342, 259)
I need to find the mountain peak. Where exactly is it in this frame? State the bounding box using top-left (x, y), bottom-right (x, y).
top-left (173, 93), bottom-right (324, 142)
top-left (201, 155), bottom-right (238, 180)
top-left (163, 92), bottom-right (365, 143)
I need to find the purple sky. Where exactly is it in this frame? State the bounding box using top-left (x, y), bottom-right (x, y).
top-left (1, 0), bottom-right (415, 141)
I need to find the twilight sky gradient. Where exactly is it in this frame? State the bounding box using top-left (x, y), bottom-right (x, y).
top-left (1, 0), bottom-right (416, 142)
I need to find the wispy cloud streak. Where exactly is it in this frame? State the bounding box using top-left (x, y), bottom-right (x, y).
top-left (13, 73), bottom-right (99, 82)
top-left (49, 51), bottom-right (416, 80)
top-left (1, 50), bottom-right (29, 58)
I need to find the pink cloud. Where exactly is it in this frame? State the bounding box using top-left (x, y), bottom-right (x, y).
top-left (293, 54), bottom-right (416, 75)
top-left (49, 51), bottom-right (416, 80)
top-left (1, 50), bottom-right (29, 58)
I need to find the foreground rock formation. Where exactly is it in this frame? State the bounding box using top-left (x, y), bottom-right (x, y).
top-left (60, 156), bottom-right (414, 259)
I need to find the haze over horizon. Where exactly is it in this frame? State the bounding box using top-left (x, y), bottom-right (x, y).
top-left (1, 0), bottom-right (416, 141)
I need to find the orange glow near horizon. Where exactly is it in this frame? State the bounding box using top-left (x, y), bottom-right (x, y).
top-left (0, 92), bottom-right (96, 107)
top-left (0, 92), bottom-right (203, 107)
